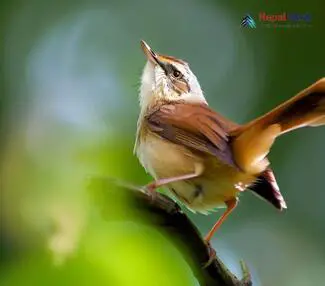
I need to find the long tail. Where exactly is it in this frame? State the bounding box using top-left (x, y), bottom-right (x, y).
top-left (232, 78), bottom-right (325, 174)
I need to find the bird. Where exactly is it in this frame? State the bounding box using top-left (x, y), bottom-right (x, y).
top-left (134, 40), bottom-right (325, 245)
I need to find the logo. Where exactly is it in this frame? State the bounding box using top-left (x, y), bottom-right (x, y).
top-left (241, 15), bottom-right (256, 28)
top-left (259, 12), bottom-right (312, 28)
top-left (241, 12), bottom-right (312, 29)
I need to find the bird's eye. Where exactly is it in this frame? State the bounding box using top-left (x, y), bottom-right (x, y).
top-left (172, 70), bottom-right (182, 78)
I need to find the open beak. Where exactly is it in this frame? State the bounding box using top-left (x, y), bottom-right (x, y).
top-left (140, 40), bottom-right (167, 73)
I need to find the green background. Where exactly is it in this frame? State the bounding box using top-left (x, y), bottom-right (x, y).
top-left (1, 1), bottom-right (325, 285)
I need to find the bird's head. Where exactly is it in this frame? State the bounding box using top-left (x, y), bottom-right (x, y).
top-left (139, 40), bottom-right (207, 111)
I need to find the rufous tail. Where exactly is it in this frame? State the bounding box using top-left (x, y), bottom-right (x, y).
top-left (232, 78), bottom-right (325, 174)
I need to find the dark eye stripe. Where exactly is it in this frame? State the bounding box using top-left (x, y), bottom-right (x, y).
top-left (165, 63), bottom-right (190, 93)
top-left (170, 64), bottom-right (179, 73)
top-left (164, 63), bottom-right (176, 74)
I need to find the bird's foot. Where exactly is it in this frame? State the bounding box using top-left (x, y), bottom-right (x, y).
top-left (143, 182), bottom-right (158, 202)
top-left (202, 241), bottom-right (216, 268)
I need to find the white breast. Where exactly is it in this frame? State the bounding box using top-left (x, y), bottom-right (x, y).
top-left (136, 132), bottom-right (200, 180)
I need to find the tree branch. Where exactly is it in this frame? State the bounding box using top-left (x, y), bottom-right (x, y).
top-left (103, 181), bottom-right (252, 286)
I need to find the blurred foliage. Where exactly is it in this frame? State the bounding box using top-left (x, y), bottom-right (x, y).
top-left (1, 0), bottom-right (325, 285)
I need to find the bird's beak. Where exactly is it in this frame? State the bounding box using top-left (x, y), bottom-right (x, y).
top-left (140, 40), bottom-right (167, 73)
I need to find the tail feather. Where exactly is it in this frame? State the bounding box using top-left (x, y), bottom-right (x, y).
top-left (232, 78), bottom-right (325, 174)
top-left (250, 168), bottom-right (287, 210)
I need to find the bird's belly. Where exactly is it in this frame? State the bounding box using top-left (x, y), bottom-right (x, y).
top-left (136, 133), bottom-right (256, 213)
top-left (169, 179), bottom-right (240, 213)
top-left (137, 133), bottom-right (201, 179)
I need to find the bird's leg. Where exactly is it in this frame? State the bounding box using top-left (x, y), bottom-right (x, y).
top-left (203, 198), bottom-right (238, 267)
top-left (205, 198), bottom-right (238, 242)
top-left (144, 172), bottom-right (200, 200)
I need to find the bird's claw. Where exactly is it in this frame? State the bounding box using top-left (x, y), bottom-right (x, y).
top-left (202, 241), bottom-right (216, 268)
top-left (143, 183), bottom-right (157, 202)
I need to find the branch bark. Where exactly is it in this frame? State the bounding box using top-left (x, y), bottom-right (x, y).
top-left (104, 181), bottom-right (253, 286)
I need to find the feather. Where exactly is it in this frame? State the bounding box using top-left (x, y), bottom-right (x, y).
top-left (250, 168), bottom-right (287, 210)
top-left (145, 102), bottom-right (239, 168)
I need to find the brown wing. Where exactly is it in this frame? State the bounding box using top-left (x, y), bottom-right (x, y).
top-left (145, 103), bottom-right (239, 167)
